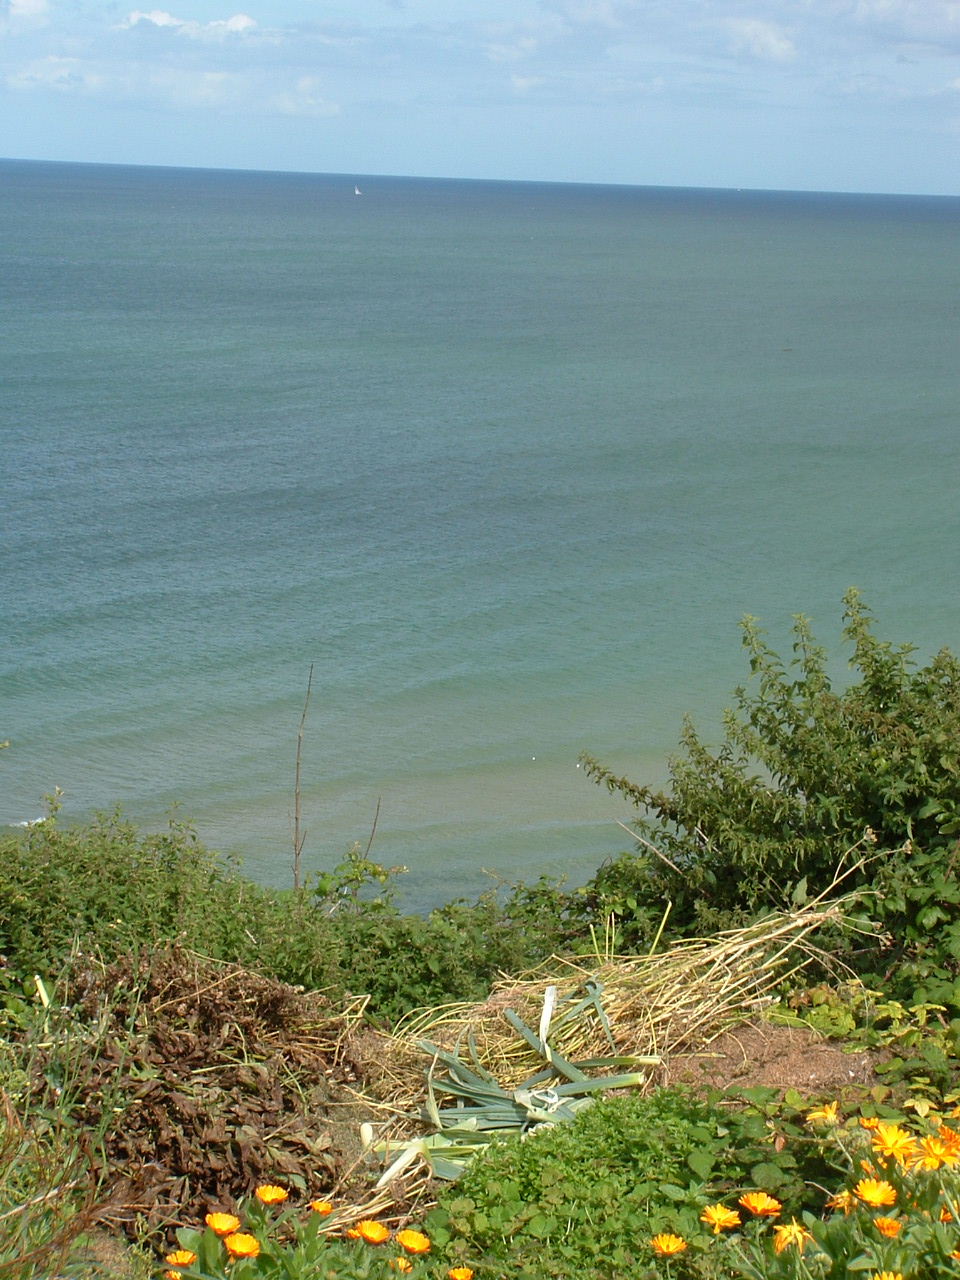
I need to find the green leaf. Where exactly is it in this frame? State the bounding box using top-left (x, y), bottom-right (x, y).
top-left (686, 1149), bottom-right (714, 1180)
top-left (750, 1160), bottom-right (788, 1187)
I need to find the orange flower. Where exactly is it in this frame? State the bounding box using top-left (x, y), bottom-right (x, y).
top-left (773, 1220), bottom-right (812, 1254)
top-left (854, 1179), bottom-right (897, 1208)
top-left (396, 1229), bottom-right (431, 1254)
top-left (389, 1259), bottom-right (413, 1274)
top-left (354, 1220), bottom-right (391, 1244)
top-left (807, 1100), bottom-right (840, 1126)
top-left (872, 1123), bottom-right (919, 1168)
top-left (310, 1200), bottom-right (334, 1215)
top-left (869, 1273), bottom-right (903, 1280)
top-left (650, 1234), bottom-right (687, 1256)
top-left (700, 1204), bottom-right (741, 1234)
top-left (224, 1233), bottom-right (261, 1259)
top-left (739, 1191), bottom-right (782, 1218)
top-left (448, 1270), bottom-right (474, 1280)
top-left (163, 1249), bottom-right (197, 1280)
top-left (915, 1135), bottom-right (958, 1170)
top-left (873, 1216), bottom-right (902, 1238)
top-left (826, 1189), bottom-right (856, 1215)
top-left (859, 1115), bottom-right (882, 1131)
top-left (940, 1206), bottom-right (954, 1223)
top-left (205, 1213), bottom-right (241, 1236)
top-left (255, 1184), bottom-right (288, 1206)
top-left (939, 1125), bottom-right (960, 1158)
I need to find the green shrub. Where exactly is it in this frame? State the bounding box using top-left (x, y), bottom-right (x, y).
top-left (0, 814), bottom-right (580, 1022)
top-left (580, 591), bottom-right (960, 1007)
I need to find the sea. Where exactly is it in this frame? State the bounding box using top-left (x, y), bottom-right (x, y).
top-left (3, 158), bottom-right (959, 908)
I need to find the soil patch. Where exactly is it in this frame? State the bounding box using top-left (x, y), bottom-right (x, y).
top-left (664, 1019), bottom-right (881, 1097)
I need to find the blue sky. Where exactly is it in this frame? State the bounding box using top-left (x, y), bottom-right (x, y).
top-left (1, 0), bottom-right (958, 194)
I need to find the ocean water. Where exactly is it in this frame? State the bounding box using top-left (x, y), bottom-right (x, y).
top-left (3, 159), bottom-right (960, 906)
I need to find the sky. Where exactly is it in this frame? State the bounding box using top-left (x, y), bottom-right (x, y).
top-left (0, 0), bottom-right (958, 195)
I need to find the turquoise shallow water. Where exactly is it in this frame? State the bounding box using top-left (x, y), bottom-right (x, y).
top-left (3, 160), bottom-right (960, 905)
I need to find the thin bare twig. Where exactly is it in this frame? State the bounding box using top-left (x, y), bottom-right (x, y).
top-left (364, 795), bottom-right (383, 858)
top-left (615, 820), bottom-right (684, 876)
top-left (293, 663), bottom-right (315, 890)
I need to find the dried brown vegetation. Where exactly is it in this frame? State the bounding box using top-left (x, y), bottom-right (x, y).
top-left (24, 947), bottom-right (391, 1239)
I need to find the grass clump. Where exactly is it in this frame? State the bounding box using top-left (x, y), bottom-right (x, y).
top-left (0, 1089), bottom-right (102, 1279)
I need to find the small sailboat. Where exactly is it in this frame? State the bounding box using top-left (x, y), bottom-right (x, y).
top-left (354, 184), bottom-right (362, 196)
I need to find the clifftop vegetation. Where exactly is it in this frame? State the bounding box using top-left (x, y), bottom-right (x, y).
top-left (4, 592), bottom-right (960, 1278)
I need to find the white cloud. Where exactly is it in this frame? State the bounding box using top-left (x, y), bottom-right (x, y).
top-left (552, 0), bottom-right (621, 29)
top-left (120, 10), bottom-right (258, 41)
top-left (486, 36), bottom-right (538, 63)
top-left (7, 55), bottom-right (103, 91)
top-left (270, 75), bottom-right (340, 116)
top-left (11, 0), bottom-right (48, 19)
top-left (510, 73), bottom-right (545, 91)
top-left (725, 17), bottom-right (795, 61)
top-left (5, 50), bottom-right (342, 118)
top-left (848, 0), bottom-right (960, 50)
top-left (1, 0), bottom-right (49, 31)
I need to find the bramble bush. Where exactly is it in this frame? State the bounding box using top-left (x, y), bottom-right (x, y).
top-left (580, 591), bottom-right (960, 1010)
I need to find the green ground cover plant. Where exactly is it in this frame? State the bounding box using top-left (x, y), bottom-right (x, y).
top-left (423, 1086), bottom-right (835, 1280)
top-left (643, 1102), bottom-right (960, 1279)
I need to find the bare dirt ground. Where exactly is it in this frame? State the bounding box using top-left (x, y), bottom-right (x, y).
top-left (665, 1019), bottom-right (881, 1097)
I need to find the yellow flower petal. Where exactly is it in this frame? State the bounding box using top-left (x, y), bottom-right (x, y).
top-left (164, 1252), bottom-right (197, 1267)
top-left (826, 1189), bottom-right (855, 1215)
top-left (255, 1184), bottom-right (288, 1205)
top-left (873, 1216), bottom-right (902, 1238)
top-left (854, 1178), bottom-right (897, 1208)
top-left (773, 1220), bottom-right (813, 1254)
top-left (396, 1228), bottom-right (431, 1254)
top-left (739, 1191), bottom-right (782, 1217)
top-left (355, 1219), bottom-right (391, 1244)
top-left (700, 1204), bottom-right (741, 1234)
top-left (224, 1233), bottom-right (261, 1259)
top-left (807, 1100), bottom-right (840, 1126)
top-left (871, 1123), bottom-right (919, 1167)
top-left (650, 1233), bottom-right (687, 1256)
top-left (205, 1212), bottom-right (241, 1236)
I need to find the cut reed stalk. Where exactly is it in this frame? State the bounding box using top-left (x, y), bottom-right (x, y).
top-left (385, 900), bottom-right (850, 1094)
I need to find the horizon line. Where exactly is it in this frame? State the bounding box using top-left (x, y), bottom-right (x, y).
top-left (2, 153), bottom-right (958, 204)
